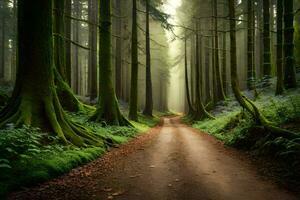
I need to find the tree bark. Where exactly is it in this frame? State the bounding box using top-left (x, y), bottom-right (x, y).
top-left (0, 8), bottom-right (5, 79)
top-left (65, 0), bottom-right (72, 85)
top-left (115, 0), bottom-right (122, 99)
top-left (263, 0), bottom-right (271, 85)
top-left (88, 0), bottom-right (98, 101)
top-left (283, 0), bottom-right (297, 88)
top-left (184, 36), bottom-right (194, 115)
top-left (143, 0), bottom-right (153, 117)
top-left (276, 0), bottom-right (284, 95)
top-left (129, 0), bottom-right (139, 121)
top-left (193, 23), bottom-right (214, 120)
top-left (73, 0), bottom-right (80, 94)
top-left (0, 0), bottom-right (101, 146)
top-left (247, 0), bottom-right (255, 90)
top-left (54, 0), bottom-right (67, 81)
top-left (90, 0), bottom-right (130, 126)
top-left (213, 0), bottom-right (225, 101)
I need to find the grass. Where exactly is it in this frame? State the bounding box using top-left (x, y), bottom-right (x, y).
top-left (0, 109), bottom-right (162, 198)
top-left (191, 88), bottom-right (300, 189)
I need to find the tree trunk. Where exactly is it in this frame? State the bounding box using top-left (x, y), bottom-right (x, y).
top-left (276, 0), bottom-right (284, 95)
top-left (247, 0), bottom-right (255, 90)
top-left (263, 0), bottom-right (271, 85)
top-left (143, 0), bottom-right (153, 117)
top-left (193, 24), bottom-right (214, 120)
top-left (205, 38), bottom-right (211, 103)
top-left (184, 37), bottom-right (194, 115)
top-left (283, 0), bottom-right (297, 88)
top-left (73, 0), bottom-right (80, 94)
top-left (88, 0), bottom-right (98, 101)
top-left (0, 11), bottom-right (5, 79)
top-left (11, 0), bottom-right (17, 82)
top-left (211, 14), bottom-right (217, 104)
top-left (0, 0), bottom-right (101, 146)
top-left (129, 0), bottom-right (139, 121)
top-left (115, 0), bottom-right (122, 99)
top-left (53, 0), bottom-right (67, 81)
top-left (213, 0), bottom-right (225, 101)
top-left (90, 0), bottom-right (130, 126)
top-left (65, 0), bottom-right (72, 85)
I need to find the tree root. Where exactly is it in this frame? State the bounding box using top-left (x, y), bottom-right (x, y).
top-left (54, 69), bottom-right (95, 113)
top-left (90, 105), bottom-right (132, 126)
top-left (243, 96), bottom-right (298, 140)
top-left (0, 89), bottom-right (103, 147)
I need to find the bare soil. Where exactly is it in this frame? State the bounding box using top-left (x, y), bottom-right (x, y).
top-left (8, 117), bottom-right (298, 200)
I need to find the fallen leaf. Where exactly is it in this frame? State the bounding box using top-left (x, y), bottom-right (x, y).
top-left (112, 190), bottom-right (125, 196)
top-left (103, 187), bottom-right (113, 192)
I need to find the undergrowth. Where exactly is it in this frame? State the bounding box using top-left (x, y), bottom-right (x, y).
top-left (192, 89), bottom-right (300, 189)
top-left (0, 109), bottom-right (161, 198)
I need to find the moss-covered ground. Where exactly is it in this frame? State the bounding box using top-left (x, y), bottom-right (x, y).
top-left (0, 106), bottom-right (163, 198)
top-left (190, 88), bottom-right (300, 191)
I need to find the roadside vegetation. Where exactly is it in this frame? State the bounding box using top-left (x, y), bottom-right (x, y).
top-left (192, 86), bottom-right (300, 190)
top-left (0, 102), bottom-right (161, 197)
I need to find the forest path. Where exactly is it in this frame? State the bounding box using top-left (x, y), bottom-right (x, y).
top-left (9, 117), bottom-right (298, 200)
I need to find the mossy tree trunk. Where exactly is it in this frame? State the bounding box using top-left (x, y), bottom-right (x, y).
top-left (263, 0), bottom-right (272, 86)
top-left (283, 0), bottom-right (297, 88)
top-left (143, 0), bottom-right (153, 117)
top-left (0, 0), bottom-right (101, 146)
top-left (53, 0), bottom-right (90, 112)
top-left (228, 0), bottom-right (297, 140)
top-left (90, 0), bottom-right (130, 126)
top-left (129, 0), bottom-right (139, 121)
top-left (276, 0), bottom-right (284, 95)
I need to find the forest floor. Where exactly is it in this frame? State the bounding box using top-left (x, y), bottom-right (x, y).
top-left (8, 117), bottom-right (298, 200)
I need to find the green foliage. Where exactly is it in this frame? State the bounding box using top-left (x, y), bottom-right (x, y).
top-left (0, 111), bottom-right (160, 197)
top-left (192, 90), bottom-right (300, 185)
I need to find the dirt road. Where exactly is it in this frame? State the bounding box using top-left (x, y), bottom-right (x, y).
top-left (9, 117), bottom-right (298, 200)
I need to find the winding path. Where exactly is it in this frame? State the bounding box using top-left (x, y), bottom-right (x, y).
top-left (9, 117), bottom-right (298, 200)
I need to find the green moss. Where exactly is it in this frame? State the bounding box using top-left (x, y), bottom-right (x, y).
top-left (0, 110), bottom-right (161, 198)
top-left (192, 90), bottom-right (300, 185)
